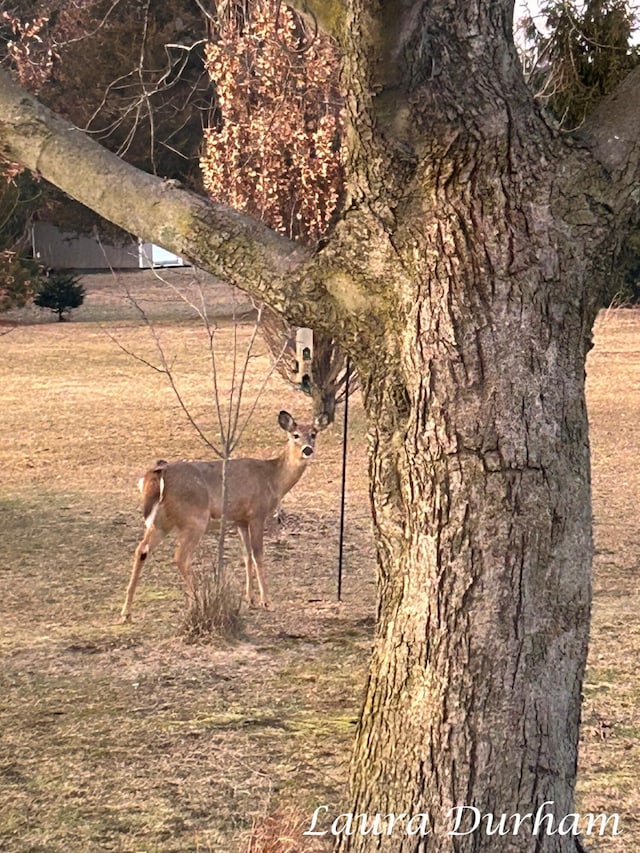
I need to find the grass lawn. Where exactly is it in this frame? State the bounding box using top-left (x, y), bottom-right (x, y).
top-left (0, 272), bottom-right (638, 851)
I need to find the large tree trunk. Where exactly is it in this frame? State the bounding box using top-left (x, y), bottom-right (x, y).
top-left (344, 291), bottom-right (595, 851)
top-left (341, 222), bottom-right (599, 847)
top-left (330, 4), bottom-right (606, 850)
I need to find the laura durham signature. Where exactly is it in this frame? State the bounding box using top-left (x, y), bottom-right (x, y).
top-left (303, 802), bottom-right (622, 839)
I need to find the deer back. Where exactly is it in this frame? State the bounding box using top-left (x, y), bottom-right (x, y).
top-left (199, 456), bottom-right (298, 522)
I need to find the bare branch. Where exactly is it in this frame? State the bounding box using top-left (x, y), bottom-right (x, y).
top-left (233, 337), bottom-right (289, 448)
top-left (230, 300), bottom-right (264, 441)
top-left (49, 0), bottom-right (126, 49)
top-left (103, 294), bottom-right (224, 458)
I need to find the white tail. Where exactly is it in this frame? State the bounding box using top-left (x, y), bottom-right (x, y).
top-left (120, 410), bottom-right (329, 622)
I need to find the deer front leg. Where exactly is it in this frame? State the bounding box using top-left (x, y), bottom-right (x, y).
top-left (248, 516), bottom-right (271, 609)
top-left (237, 523), bottom-right (257, 606)
top-left (121, 526), bottom-right (164, 623)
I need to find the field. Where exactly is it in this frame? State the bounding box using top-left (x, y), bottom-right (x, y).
top-left (0, 272), bottom-right (638, 852)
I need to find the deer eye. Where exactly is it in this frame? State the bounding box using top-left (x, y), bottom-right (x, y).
top-left (293, 433), bottom-right (300, 439)
top-left (311, 432), bottom-right (317, 439)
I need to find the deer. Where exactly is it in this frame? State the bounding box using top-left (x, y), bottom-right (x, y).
top-left (120, 410), bottom-right (329, 622)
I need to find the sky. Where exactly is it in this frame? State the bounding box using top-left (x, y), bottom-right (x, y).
top-left (513, 1), bottom-right (550, 38)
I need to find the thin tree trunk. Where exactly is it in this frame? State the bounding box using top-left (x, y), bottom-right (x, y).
top-left (217, 454), bottom-right (229, 587)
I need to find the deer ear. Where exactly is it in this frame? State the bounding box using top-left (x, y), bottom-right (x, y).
top-left (314, 412), bottom-right (330, 431)
top-left (278, 410), bottom-right (296, 432)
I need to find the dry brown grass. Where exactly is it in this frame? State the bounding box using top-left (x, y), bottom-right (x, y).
top-left (246, 806), bottom-right (330, 853)
top-left (580, 309), bottom-right (640, 849)
top-left (0, 275), bottom-right (638, 851)
top-left (181, 571), bottom-right (245, 644)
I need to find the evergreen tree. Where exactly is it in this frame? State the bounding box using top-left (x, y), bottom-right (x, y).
top-left (522, 0), bottom-right (639, 130)
top-left (0, 167), bottom-right (45, 312)
top-left (34, 271), bottom-right (85, 322)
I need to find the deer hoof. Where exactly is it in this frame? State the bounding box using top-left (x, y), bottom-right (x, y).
top-left (247, 596), bottom-right (272, 610)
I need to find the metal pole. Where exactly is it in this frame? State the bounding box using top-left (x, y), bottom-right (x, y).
top-left (337, 357), bottom-right (351, 601)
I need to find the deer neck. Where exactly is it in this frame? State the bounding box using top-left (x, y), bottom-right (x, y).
top-left (271, 447), bottom-right (308, 499)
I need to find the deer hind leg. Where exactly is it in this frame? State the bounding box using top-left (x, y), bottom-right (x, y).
top-left (121, 525), bottom-right (165, 623)
top-left (248, 516), bottom-right (271, 609)
top-left (173, 520), bottom-right (207, 601)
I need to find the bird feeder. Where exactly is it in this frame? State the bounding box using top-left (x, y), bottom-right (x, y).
top-left (294, 327), bottom-right (313, 394)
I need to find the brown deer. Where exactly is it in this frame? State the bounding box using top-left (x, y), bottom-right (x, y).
top-left (120, 410), bottom-right (329, 622)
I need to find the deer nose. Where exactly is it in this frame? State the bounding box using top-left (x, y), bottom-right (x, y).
top-left (302, 446), bottom-right (314, 457)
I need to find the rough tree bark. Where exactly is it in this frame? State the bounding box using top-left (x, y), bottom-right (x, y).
top-left (2, 1), bottom-right (640, 850)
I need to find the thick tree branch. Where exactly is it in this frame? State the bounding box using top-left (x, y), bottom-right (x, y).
top-left (286, 0), bottom-right (347, 40)
top-left (577, 65), bottom-right (640, 213)
top-left (0, 68), bottom-right (346, 329)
